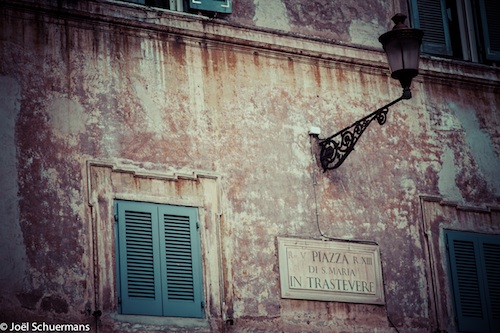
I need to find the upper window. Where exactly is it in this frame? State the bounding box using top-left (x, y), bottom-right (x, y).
top-left (445, 230), bottom-right (500, 332)
top-left (115, 200), bottom-right (204, 318)
top-left (410, 0), bottom-right (500, 64)
top-left (123, 0), bottom-right (232, 14)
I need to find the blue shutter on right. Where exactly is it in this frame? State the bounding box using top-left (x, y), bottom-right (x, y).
top-left (159, 205), bottom-right (204, 318)
top-left (189, 0), bottom-right (232, 13)
top-left (480, 237), bottom-right (500, 331)
top-left (446, 231), bottom-right (500, 332)
top-left (446, 232), bottom-right (489, 332)
top-left (410, 0), bottom-right (452, 56)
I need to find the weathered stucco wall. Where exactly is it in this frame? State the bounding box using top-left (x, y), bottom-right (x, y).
top-left (0, 1), bottom-right (499, 332)
top-left (231, 0), bottom-right (407, 48)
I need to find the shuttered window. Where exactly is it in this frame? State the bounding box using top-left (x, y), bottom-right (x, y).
top-left (446, 230), bottom-right (500, 332)
top-left (116, 200), bottom-right (204, 318)
top-left (410, 0), bottom-right (500, 62)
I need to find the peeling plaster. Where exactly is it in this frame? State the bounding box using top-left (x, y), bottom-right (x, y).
top-left (0, 76), bottom-right (26, 290)
top-left (132, 78), bottom-right (165, 136)
top-left (438, 147), bottom-right (465, 202)
top-left (451, 102), bottom-right (500, 195)
top-left (348, 19), bottom-right (386, 48)
top-left (253, 0), bottom-right (291, 31)
top-left (47, 96), bottom-right (88, 145)
top-left (400, 178), bottom-right (417, 200)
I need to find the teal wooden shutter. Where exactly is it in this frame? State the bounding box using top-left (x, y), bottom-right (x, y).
top-left (479, 0), bottom-right (500, 61)
top-left (446, 231), bottom-right (489, 332)
top-left (159, 205), bottom-right (204, 318)
top-left (446, 231), bottom-right (500, 332)
top-left (116, 201), bottom-right (163, 316)
top-left (189, 0), bottom-right (232, 13)
top-left (410, 0), bottom-right (452, 56)
top-left (481, 237), bottom-right (500, 331)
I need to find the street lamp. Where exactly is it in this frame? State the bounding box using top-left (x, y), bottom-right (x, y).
top-left (318, 14), bottom-right (423, 171)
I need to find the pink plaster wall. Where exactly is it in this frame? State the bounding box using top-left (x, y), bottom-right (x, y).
top-left (0, 1), bottom-right (499, 332)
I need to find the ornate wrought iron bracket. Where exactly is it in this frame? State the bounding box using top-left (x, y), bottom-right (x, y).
top-left (318, 89), bottom-right (411, 171)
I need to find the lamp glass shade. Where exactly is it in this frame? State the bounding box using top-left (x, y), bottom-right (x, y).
top-left (379, 14), bottom-right (423, 89)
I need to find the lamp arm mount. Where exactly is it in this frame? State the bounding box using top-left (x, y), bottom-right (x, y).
top-left (318, 88), bottom-right (411, 171)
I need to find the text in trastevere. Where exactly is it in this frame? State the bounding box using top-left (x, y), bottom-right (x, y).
top-left (278, 237), bottom-right (385, 304)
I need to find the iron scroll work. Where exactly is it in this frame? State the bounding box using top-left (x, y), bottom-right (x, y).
top-left (319, 90), bottom-right (410, 171)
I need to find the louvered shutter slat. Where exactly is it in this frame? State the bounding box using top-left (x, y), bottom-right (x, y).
top-left (453, 240), bottom-right (484, 318)
top-left (165, 214), bottom-right (195, 301)
top-left (125, 211), bottom-right (156, 298)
